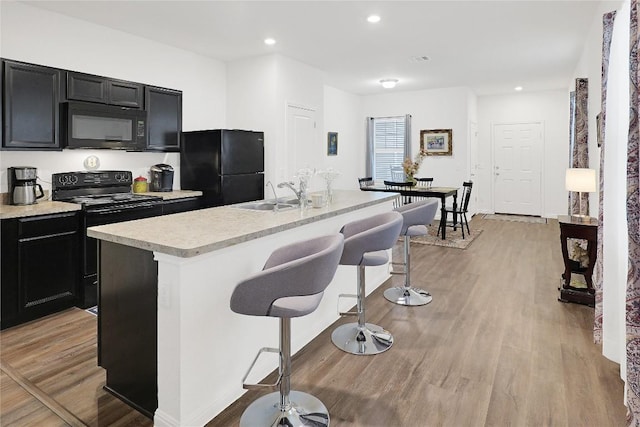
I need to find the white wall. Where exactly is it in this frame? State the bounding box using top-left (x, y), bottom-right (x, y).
top-left (476, 90), bottom-right (568, 217)
top-left (0, 1), bottom-right (227, 193)
top-left (323, 85), bottom-right (365, 191)
top-left (362, 86), bottom-right (473, 189)
top-left (226, 55), bottom-right (279, 193)
top-left (227, 54), bottom-right (326, 195)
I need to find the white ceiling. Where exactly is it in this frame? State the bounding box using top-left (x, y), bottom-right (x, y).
top-left (22, 0), bottom-right (618, 96)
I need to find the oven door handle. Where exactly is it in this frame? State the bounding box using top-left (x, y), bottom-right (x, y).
top-left (87, 203), bottom-right (160, 215)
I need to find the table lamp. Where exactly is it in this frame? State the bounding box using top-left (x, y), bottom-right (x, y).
top-left (565, 168), bottom-right (596, 222)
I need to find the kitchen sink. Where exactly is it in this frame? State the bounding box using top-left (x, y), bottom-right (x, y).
top-left (234, 199), bottom-right (299, 211)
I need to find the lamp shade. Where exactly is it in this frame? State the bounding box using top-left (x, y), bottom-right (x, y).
top-left (565, 168), bottom-right (597, 193)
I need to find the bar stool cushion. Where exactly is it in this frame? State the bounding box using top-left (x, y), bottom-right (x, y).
top-left (339, 211), bottom-right (403, 266)
top-left (230, 234), bottom-right (345, 318)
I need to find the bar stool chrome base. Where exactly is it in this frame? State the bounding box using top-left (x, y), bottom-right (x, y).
top-left (239, 390), bottom-right (330, 427)
top-left (331, 322), bottom-right (393, 355)
top-left (384, 286), bottom-right (432, 306)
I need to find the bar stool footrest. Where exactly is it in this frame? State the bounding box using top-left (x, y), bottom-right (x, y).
top-left (337, 293), bottom-right (358, 316)
top-left (241, 347), bottom-right (282, 390)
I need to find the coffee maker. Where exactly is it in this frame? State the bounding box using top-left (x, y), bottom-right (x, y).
top-left (150, 164), bottom-right (174, 192)
top-left (8, 167), bottom-right (44, 205)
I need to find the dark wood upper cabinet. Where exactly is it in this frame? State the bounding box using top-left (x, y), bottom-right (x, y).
top-left (109, 80), bottom-right (143, 108)
top-left (67, 72), bottom-right (143, 108)
top-left (2, 60), bottom-right (62, 150)
top-left (145, 86), bottom-right (182, 152)
top-left (2, 59), bottom-right (181, 152)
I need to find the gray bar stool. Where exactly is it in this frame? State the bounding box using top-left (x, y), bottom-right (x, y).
top-left (230, 234), bottom-right (345, 427)
top-left (385, 199), bottom-right (439, 306)
top-left (331, 211), bottom-right (403, 355)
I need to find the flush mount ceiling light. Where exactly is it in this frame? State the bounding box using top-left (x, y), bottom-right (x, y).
top-left (380, 79), bottom-right (399, 89)
top-left (514, 86), bottom-right (523, 91)
top-left (264, 38), bottom-right (276, 46)
top-left (367, 15), bottom-right (381, 23)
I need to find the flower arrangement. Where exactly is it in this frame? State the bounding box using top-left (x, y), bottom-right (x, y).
top-left (402, 148), bottom-right (428, 181)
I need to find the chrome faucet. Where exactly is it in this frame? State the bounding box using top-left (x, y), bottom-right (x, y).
top-left (266, 181), bottom-right (279, 209)
top-left (277, 181), bottom-right (300, 201)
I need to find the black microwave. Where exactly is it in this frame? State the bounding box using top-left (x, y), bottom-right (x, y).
top-left (62, 101), bottom-right (147, 150)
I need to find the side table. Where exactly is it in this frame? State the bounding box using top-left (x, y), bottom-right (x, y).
top-left (557, 215), bottom-right (598, 306)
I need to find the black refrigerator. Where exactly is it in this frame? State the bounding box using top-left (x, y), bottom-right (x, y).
top-left (181, 129), bottom-right (264, 208)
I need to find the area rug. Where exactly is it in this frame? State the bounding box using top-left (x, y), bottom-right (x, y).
top-left (483, 214), bottom-right (547, 224)
top-left (411, 225), bottom-right (483, 249)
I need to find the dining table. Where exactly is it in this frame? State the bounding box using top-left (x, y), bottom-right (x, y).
top-left (359, 184), bottom-right (459, 239)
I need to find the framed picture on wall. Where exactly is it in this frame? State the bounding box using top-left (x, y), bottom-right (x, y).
top-left (420, 129), bottom-right (453, 156)
top-left (327, 132), bottom-right (338, 156)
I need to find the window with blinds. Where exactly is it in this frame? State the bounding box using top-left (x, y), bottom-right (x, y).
top-left (373, 117), bottom-right (406, 180)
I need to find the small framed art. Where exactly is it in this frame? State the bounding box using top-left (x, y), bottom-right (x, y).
top-left (327, 132), bottom-right (338, 156)
top-left (420, 129), bottom-right (453, 156)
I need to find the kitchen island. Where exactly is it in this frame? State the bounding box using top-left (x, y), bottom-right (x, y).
top-left (87, 189), bottom-right (397, 427)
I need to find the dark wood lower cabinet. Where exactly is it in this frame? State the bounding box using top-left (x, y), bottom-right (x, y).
top-left (98, 240), bottom-right (157, 418)
top-left (1, 212), bottom-right (80, 329)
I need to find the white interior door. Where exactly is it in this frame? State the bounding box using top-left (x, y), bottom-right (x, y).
top-left (286, 104), bottom-right (317, 179)
top-left (493, 122), bottom-right (543, 216)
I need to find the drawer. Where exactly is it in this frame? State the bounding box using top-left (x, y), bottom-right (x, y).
top-left (18, 212), bottom-right (79, 239)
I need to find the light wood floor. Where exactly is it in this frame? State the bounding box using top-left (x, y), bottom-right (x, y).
top-left (0, 217), bottom-right (626, 426)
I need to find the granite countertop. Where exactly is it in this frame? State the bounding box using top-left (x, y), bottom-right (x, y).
top-left (0, 200), bottom-right (81, 220)
top-left (0, 190), bottom-right (202, 220)
top-left (137, 190), bottom-right (203, 200)
top-left (88, 190), bottom-right (397, 258)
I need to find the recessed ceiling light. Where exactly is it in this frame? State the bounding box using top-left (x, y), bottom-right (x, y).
top-left (514, 86), bottom-right (523, 91)
top-left (367, 15), bottom-right (381, 23)
top-left (380, 79), bottom-right (398, 89)
top-left (264, 38), bottom-right (276, 46)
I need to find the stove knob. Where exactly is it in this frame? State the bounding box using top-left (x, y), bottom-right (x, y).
top-left (70, 175), bottom-right (78, 185)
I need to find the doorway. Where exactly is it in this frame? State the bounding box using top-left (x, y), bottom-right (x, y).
top-left (492, 122), bottom-right (543, 216)
top-left (286, 104), bottom-right (317, 179)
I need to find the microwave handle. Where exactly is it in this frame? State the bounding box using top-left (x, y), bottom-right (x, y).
top-left (104, 136), bottom-right (124, 141)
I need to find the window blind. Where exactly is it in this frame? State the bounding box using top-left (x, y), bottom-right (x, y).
top-left (373, 117), bottom-right (406, 181)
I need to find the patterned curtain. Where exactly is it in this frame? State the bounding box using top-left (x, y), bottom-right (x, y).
top-left (572, 78), bottom-right (590, 215)
top-left (594, 10), bottom-right (617, 345)
top-left (626, 1), bottom-right (640, 424)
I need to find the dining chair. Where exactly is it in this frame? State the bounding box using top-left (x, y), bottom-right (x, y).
top-left (383, 180), bottom-right (413, 207)
top-left (358, 177), bottom-right (374, 189)
top-left (390, 166), bottom-right (405, 182)
top-left (438, 181), bottom-right (473, 239)
top-left (416, 177), bottom-right (433, 188)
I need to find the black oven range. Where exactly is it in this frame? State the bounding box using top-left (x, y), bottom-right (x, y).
top-left (52, 171), bottom-right (163, 308)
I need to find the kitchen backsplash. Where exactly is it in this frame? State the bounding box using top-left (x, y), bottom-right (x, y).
top-left (0, 150), bottom-right (180, 195)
